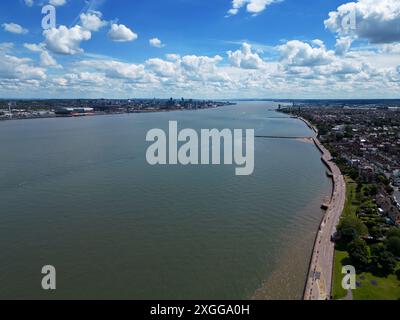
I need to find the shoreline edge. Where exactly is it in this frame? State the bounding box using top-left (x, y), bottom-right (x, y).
top-left (297, 116), bottom-right (346, 300)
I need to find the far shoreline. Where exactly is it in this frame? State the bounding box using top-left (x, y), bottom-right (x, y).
top-left (0, 103), bottom-right (233, 123)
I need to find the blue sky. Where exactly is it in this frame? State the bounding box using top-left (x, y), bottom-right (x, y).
top-left (1, 0), bottom-right (400, 99)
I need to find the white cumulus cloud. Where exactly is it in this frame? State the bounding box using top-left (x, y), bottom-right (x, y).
top-left (2, 23), bottom-right (28, 35)
top-left (335, 37), bottom-right (353, 56)
top-left (278, 40), bottom-right (335, 67)
top-left (43, 25), bottom-right (92, 55)
top-left (228, 0), bottom-right (282, 16)
top-left (0, 55), bottom-right (46, 80)
top-left (49, 0), bottom-right (67, 6)
top-left (227, 43), bottom-right (265, 69)
top-left (80, 11), bottom-right (107, 32)
top-left (108, 24), bottom-right (138, 42)
top-left (149, 38), bottom-right (165, 48)
top-left (0, 42), bottom-right (14, 53)
top-left (325, 0), bottom-right (400, 44)
top-left (24, 42), bottom-right (60, 68)
top-left (40, 50), bottom-right (60, 68)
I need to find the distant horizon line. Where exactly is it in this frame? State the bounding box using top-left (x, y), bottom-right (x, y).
top-left (1, 98), bottom-right (400, 102)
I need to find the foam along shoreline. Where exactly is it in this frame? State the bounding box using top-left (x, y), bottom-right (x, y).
top-left (297, 116), bottom-right (346, 300)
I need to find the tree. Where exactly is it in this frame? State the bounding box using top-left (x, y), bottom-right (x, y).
top-left (386, 237), bottom-right (400, 258)
top-left (344, 125), bottom-right (353, 138)
top-left (348, 239), bottom-right (370, 270)
top-left (387, 228), bottom-right (400, 239)
top-left (378, 175), bottom-right (390, 186)
top-left (348, 168), bottom-right (359, 181)
top-left (378, 251), bottom-right (397, 274)
top-left (365, 185), bottom-right (378, 197)
top-left (371, 244), bottom-right (397, 274)
top-left (385, 185), bottom-right (394, 194)
top-left (371, 244), bottom-right (384, 270)
top-left (370, 226), bottom-right (384, 240)
top-left (337, 216), bottom-right (369, 243)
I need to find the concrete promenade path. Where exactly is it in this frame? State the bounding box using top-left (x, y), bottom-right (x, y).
top-left (303, 138), bottom-right (346, 300)
top-left (271, 114), bottom-right (347, 300)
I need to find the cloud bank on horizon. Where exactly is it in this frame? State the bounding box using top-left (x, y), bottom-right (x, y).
top-left (1, 0), bottom-right (400, 99)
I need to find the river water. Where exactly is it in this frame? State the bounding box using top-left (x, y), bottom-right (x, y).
top-left (0, 101), bottom-right (332, 299)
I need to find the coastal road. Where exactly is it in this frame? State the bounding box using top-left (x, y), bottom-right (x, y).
top-left (303, 139), bottom-right (346, 300)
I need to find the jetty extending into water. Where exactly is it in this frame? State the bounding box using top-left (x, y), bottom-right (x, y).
top-left (255, 135), bottom-right (313, 139)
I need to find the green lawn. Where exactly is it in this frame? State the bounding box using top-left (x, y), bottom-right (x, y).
top-left (332, 178), bottom-right (357, 300)
top-left (353, 269), bottom-right (400, 300)
top-left (343, 177), bottom-right (357, 218)
top-left (331, 177), bottom-right (400, 300)
top-left (332, 250), bottom-right (349, 299)
top-left (332, 250), bottom-right (400, 300)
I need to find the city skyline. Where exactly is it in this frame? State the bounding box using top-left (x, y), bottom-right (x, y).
top-left (1, 0), bottom-right (400, 99)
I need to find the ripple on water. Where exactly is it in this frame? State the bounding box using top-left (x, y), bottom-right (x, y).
top-left (0, 102), bottom-right (332, 299)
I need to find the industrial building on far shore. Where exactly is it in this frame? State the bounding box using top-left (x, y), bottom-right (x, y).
top-left (55, 107), bottom-right (95, 117)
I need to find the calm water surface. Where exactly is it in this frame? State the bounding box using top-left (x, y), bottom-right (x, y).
top-left (0, 102), bottom-right (331, 299)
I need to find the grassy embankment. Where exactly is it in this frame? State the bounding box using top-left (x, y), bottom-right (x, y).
top-left (332, 178), bottom-right (400, 300)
